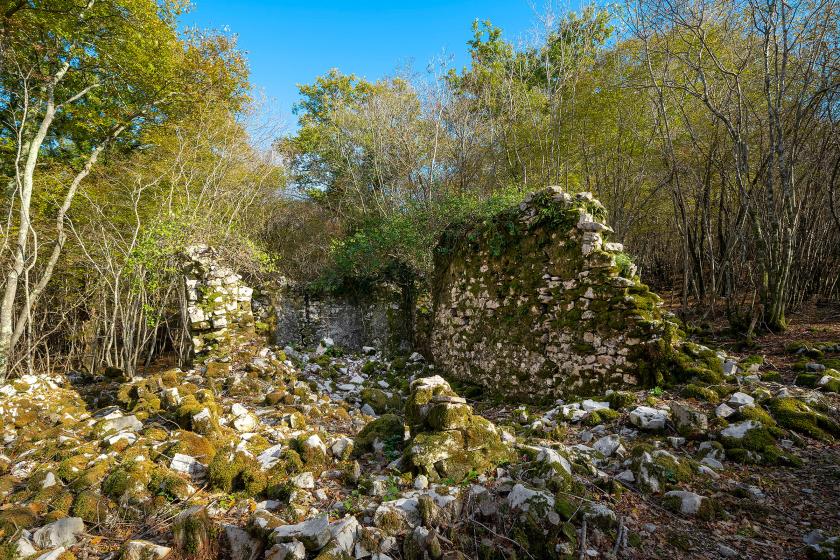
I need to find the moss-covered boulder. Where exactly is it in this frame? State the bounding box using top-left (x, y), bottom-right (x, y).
top-left (630, 448), bottom-right (694, 493)
top-left (354, 414), bottom-right (405, 455)
top-left (207, 450), bottom-right (267, 495)
top-left (173, 505), bottom-right (215, 556)
top-left (360, 387), bottom-right (401, 414)
top-left (70, 491), bottom-right (113, 524)
top-left (662, 490), bottom-right (717, 520)
top-left (766, 397), bottom-right (840, 441)
top-left (718, 419), bottom-right (798, 465)
top-left (165, 430), bottom-right (217, 463)
top-left (403, 377), bottom-right (512, 482)
top-left (0, 506), bottom-right (38, 539)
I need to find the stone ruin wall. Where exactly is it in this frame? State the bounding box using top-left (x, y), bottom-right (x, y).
top-left (183, 187), bottom-right (678, 395)
top-left (183, 247), bottom-right (414, 357)
top-left (184, 245), bottom-right (257, 358)
top-left (430, 187), bottom-right (675, 402)
top-left (273, 285), bottom-right (414, 354)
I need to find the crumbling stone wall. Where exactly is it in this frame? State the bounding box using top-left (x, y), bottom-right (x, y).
top-left (184, 245), bottom-right (256, 358)
top-left (430, 187), bottom-right (678, 401)
top-left (273, 284), bottom-right (414, 353)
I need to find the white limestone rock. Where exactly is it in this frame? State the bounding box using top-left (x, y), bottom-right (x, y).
top-left (373, 497), bottom-right (421, 532)
top-left (507, 483), bottom-right (555, 512)
top-left (593, 435), bottom-right (621, 457)
top-left (221, 524), bottom-right (262, 560)
top-left (273, 515), bottom-right (331, 551)
top-left (664, 490), bottom-right (710, 516)
top-left (34, 548), bottom-right (66, 560)
top-left (728, 392), bottom-right (754, 407)
top-left (97, 414), bottom-right (142, 435)
top-left (265, 541), bottom-right (306, 560)
top-left (330, 436), bottom-right (353, 459)
top-left (122, 540), bottom-right (172, 560)
top-left (715, 403), bottom-right (736, 418)
top-left (290, 472), bottom-right (315, 489)
top-left (257, 444), bottom-right (285, 470)
top-left (628, 406), bottom-right (668, 430)
top-left (33, 517), bottom-right (85, 549)
top-left (721, 420), bottom-right (762, 440)
top-left (170, 453), bottom-right (207, 480)
top-left (231, 404), bottom-right (258, 433)
top-left (327, 516), bottom-right (360, 555)
top-left (581, 399), bottom-right (610, 412)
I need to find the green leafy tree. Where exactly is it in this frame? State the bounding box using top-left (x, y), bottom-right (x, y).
top-left (0, 0), bottom-right (249, 377)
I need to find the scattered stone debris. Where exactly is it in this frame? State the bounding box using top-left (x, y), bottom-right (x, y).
top-left (0, 324), bottom-right (838, 559)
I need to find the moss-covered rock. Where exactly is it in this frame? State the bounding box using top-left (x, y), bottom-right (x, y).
top-left (265, 389), bottom-right (287, 405)
top-left (165, 431), bottom-right (217, 463)
top-left (360, 387), bottom-right (401, 414)
top-left (176, 393), bottom-right (221, 435)
top-left (662, 491), bottom-right (718, 520)
top-left (403, 377), bottom-right (512, 482)
top-left (354, 414), bottom-right (405, 455)
top-left (208, 450), bottom-right (267, 495)
top-left (68, 459), bottom-right (115, 493)
top-left (738, 405), bottom-right (778, 428)
top-left (292, 434), bottom-right (327, 467)
top-left (766, 397), bottom-right (840, 441)
top-left (606, 391), bottom-right (636, 409)
top-left (405, 376), bottom-right (457, 432)
top-left (581, 408), bottom-right (621, 426)
top-left (718, 418), bottom-right (798, 465)
top-left (0, 506), bottom-right (38, 539)
top-left (173, 506), bottom-right (215, 556)
top-left (70, 491), bottom-right (112, 523)
top-left (149, 467), bottom-right (191, 502)
top-left (681, 384), bottom-right (721, 404)
top-left (102, 461), bottom-right (154, 501)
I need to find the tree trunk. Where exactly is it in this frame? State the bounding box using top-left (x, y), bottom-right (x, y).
top-left (0, 94), bottom-right (57, 379)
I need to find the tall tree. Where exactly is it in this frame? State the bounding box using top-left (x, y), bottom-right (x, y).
top-left (0, 0), bottom-right (249, 378)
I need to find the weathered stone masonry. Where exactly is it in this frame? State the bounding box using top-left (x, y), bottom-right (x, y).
top-left (430, 187), bottom-right (678, 401)
top-left (273, 284), bottom-right (414, 354)
top-left (184, 246), bottom-right (414, 359)
top-left (184, 245), bottom-right (256, 358)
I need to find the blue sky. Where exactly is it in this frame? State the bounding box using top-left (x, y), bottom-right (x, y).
top-left (181, 0), bottom-right (544, 126)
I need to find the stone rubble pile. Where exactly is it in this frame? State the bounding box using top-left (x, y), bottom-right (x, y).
top-left (0, 336), bottom-right (838, 559)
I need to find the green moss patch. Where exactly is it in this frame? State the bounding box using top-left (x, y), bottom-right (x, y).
top-left (354, 414), bottom-right (405, 455)
top-left (582, 408), bottom-right (620, 426)
top-left (680, 384), bottom-right (720, 403)
top-left (766, 397), bottom-right (840, 441)
top-left (606, 391), bottom-right (636, 410)
top-left (208, 450), bottom-right (267, 496)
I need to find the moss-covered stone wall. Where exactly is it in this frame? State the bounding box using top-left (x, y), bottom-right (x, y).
top-left (184, 245), bottom-right (257, 359)
top-left (430, 187), bottom-right (679, 401)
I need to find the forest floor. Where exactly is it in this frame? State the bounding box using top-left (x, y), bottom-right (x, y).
top-left (0, 304), bottom-right (838, 560)
top-left (474, 301), bottom-right (840, 559)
